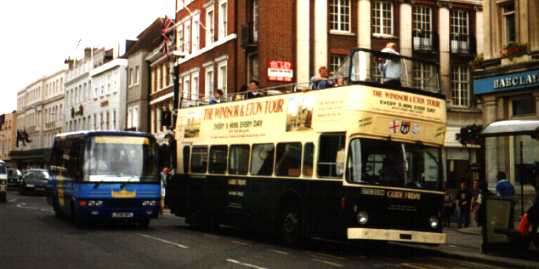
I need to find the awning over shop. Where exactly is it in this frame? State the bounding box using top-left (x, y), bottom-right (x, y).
top-left (481, 120), bottom-right (539, 137)
top-left (9, 148), bottom-right (51, 162)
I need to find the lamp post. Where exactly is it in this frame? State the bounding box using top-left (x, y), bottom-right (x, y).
top-left (171, 51), bottom-right (186, 131)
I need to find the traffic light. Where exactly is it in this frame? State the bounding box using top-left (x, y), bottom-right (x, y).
top-left (457, 124), bottom-right (482, 146)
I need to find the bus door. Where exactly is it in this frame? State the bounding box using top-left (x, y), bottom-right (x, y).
top-left (167, 144), bottom-right (191, 216)
top-left (311, 133), bottom-right (346, 237)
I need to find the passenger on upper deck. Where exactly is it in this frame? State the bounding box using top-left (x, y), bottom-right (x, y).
top-left (209, 89), bottom-right (224, 104)
top-left (310, 66), bottom-right (335, 89)
top-left (246, 80), bottom-right (264, 99)
top-left (379, 42), bottom-right (401, 88)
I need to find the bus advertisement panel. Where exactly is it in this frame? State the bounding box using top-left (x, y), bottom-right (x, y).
top-left (48, 131), bottom-right (160, 227)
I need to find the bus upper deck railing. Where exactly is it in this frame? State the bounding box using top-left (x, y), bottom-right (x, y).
top-left (178, 48), bottom-right (442, 109)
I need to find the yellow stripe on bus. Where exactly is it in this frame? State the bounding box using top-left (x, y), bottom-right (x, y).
top-left (94, 136), bottom-right (149, 145)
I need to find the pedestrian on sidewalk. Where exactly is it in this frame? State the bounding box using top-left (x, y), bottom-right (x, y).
top-left (471, 180), bottom-right (481, 227)
top-left (442, 191), bottom-right (455, 227)
top-left (495, 171), bottom-right (515, 199)
top-left (457, 180), bottom-right (472, 228)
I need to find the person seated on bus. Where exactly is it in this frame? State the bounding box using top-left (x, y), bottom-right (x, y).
top-left (246, 80), bottom-right (264, 99)
top-left (209, 89), bottom-right (224, 104)
top-left (334, 75), bottom-right (346, 87)
top-left (310, 66), bottom-right (335, 90)
top-left (378, 42), bottom-right (401, 88)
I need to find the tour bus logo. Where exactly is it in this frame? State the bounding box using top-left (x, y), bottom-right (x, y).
top-left (286, 96), bottom-right (314, 132)
top-left (389, 120), bottom-right (400, 134)
top-left (400, 121), bottom-right (411, 134)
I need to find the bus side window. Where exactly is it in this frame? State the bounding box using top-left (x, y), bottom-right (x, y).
top-left (229, 145), bottom-right (250, 175)
top-left (317, 133), bottom-right (345, 178)
top-left (182, 146), bottom-right (190, 174)
top-left (303, 143), bottom-right (314, 177)
top-left (209, 145), bottom-right (227, 174)
top-left (190, 146), bottom-right (208, 173)
top-left (276, 143), bottom-right (302, 177)
top-left (251, 144), bottom-right (275, 176)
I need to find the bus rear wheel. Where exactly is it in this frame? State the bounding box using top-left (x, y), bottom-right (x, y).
top-left (278, 204), bottom-right (303, 245)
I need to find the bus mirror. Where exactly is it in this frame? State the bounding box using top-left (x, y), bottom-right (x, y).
top-left (336, 149), bottom-right (345, 176)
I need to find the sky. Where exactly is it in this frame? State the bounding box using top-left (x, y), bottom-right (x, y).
top-left (0, 0), bottom-right (175, 114)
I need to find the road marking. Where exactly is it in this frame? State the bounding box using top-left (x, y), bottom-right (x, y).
top-left (137, 233), bottom-right (189, 249)
top-left (312, 258), bottom-right (344, 268)
top-left (309, 252), bottom-right (346, 261)
top-left (8, 198), bottom-right (17, 203)
top-left (268, 249), bottom-right (289, 255)
top-left (226, 259), bottom-right (267, 269)
top-left (203, 233), bottom-right (220, 239)
top-left (400, 263), bottom-right (432, 269)
top-left (231, 240), bottom-right (250, 246)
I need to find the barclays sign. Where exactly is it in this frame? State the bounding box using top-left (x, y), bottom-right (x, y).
top-left (474, 69), bottom-right (539, 95)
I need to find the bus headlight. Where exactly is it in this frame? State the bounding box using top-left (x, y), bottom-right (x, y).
top-left (142, 200), bottom-right (157, 206)
top-left (357, 211), bottom-right (369, 225)
top-left (430, 216), bottom-right (439, 229)
top-left (88, 200), bottom-right (104, 206)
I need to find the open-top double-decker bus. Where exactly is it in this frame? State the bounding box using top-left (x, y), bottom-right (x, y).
top-left (167, 48), bottom-right (447, 245)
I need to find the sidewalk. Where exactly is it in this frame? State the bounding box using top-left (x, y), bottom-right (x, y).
top-left (420, 226), bottom-right (539, 269)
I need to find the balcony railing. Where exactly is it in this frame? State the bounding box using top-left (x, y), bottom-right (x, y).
top-left (413, 30), bottom-right (438, 52)
top-left (450, 33), bottom-right (476, 55)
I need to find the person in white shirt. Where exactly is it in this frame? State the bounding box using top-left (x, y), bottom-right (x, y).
top-left (379, 42), bottom-right (401, 88)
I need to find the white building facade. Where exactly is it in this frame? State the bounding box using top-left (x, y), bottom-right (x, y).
top-left (88, 58), bottom-right (128, 131)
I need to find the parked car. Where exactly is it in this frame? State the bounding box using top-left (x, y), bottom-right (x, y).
top-left (19, 169), bottom-right (49, 195)
top-left (7, 168), bottom-right (22, 188)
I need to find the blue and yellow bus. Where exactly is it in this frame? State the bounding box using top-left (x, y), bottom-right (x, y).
top-left (47, 131), bottom-right (161, 227)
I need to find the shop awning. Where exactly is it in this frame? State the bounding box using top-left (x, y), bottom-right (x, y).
top-left (481, 120), bottom-right (539, 137)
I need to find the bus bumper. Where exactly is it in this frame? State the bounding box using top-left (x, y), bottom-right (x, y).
top-left (347, 228), bottom-right (446, 244)
top-left (80, 206), bottom-right (160, 221)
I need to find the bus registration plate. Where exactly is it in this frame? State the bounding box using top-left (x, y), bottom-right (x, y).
top-left (112, 212), bottom-right (134, 218)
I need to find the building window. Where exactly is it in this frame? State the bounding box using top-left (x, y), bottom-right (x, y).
top-left (178, 25), bottom-right (184, 52)
top-left (252, 0), bottom-right (259, 41)
top-left (205, 7), bottom-right (214, 46)
top-left (218, 0), bottom-right (228, 40)
top-left (204, 67), bottom-right (214, 99)
top-left (217, 60), bottom-right (227, 95)
top-left (512, 96), bottom-right (536, 116)
top-left (134, 65), bottom-right (140, 85)
top-left (413, 63), bottom-right (435, 91)
top-left (182, 75), bottom-right (190, 99)
top-left (450, 9), bottom-right (470, 54)
top-left (372, 1), bottom-right (393, 36)
top-left (191, 71), bottom-right (199, 101)
top-left (248, 53), bottom-right (259, 82)
top-left (185, 20), bottom-right (191, 53)
top-left (329, 0), bottom-right (351, 32)
top-left (501, 2), bottom-right (516, 45)
top-left (192, 13), bottom-right (200, 51)
top-left (128, 68), bottom-right (133, 86)
top-left (329, 54), bottom-right (346, 75)
top-left (412, 6), bottom-right (433, 50)
top-left (451, 65), bottom-right (470, 107)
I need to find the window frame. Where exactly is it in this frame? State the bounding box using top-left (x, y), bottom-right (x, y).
top-left (450, 64), bottom-right (471, 108)
top-left (371, 1), bottom-right (394, 37)
top-left (275, 142), bottom-right (302, 177)
top-left (229, 144), bottom-right (250, 175)
top-left (190, 145), bottom-right (209, 174)
top-left (329, 0), bottom-right (352, 33)
top-left (209, 145), bottom-right (228, 174)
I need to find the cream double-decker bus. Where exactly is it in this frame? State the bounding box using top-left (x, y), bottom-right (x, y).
top-left (167, 48), bottom-right (447, 245)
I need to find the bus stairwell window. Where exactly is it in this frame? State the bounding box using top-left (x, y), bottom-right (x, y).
top-left (209, 145), bottom-right (227, 174)
top-left (251, 144), bottom-right (274, 176)
top-left (317, 134), bottom-right (345, 178)
top-left (229, 145), bottom-right (250, 175)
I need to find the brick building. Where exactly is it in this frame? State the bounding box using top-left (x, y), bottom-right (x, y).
top-left (174, 0), bottom-right (483, 182)
top-left (125, 18), bottom-right (164, 132)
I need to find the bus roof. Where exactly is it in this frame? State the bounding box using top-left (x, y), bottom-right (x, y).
top-left (482, 120), bottom-right (539, 137)
top-left (55, 130), bottom-right (152, 139)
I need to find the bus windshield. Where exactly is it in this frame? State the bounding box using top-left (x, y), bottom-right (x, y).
top-left (87, 136), bottom-right (158, 182)
top-left (347, 138), bottom-right (442, 190)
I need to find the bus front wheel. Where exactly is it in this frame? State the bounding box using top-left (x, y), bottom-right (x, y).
top-left (278, 203), bottom-right (303, 245)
